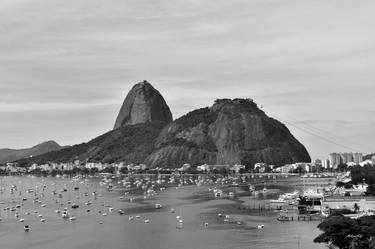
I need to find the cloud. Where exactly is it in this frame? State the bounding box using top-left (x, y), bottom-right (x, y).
top-left (0, 0), bottom-right (375, 158)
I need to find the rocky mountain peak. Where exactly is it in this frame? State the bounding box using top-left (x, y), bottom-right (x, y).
top-left (113, 81), bottom-right (173, 129)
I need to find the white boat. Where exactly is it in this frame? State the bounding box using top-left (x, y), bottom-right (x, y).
top-left (269, 198), bottom-right (286, 204)
top-left (213, 189), bottom-right (223, 198)
top-left (62, 211), bottom-right (70, 219)
top-left (280, 191), bottom-right (299, 200)
top-left (303, 190), bottom-right (324, 199)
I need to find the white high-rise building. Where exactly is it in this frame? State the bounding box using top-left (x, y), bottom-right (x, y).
top-left (329, 152), bottom-right (363, 168)
top-left (322, 159), bottom-right (330, 169)
top-left (353, 153), bottom-right (363, 165)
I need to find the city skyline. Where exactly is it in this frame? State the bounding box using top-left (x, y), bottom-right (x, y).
top-left (1, 0), bottom-right (375, 159)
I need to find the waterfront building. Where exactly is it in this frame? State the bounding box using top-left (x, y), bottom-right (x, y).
top-left (278, 164), bottom-right (296, 173)
top-left (372, 155), bottom-right (375, 165)
top-left (230, 164), bottom-right (245, 173)
top-left (322, 197), bottom-right (375, 212)
top-left (179, 163), bottom-right (191, 172)
top-left (254, 163), bottom-right (267, 170)
top-left (197, 164), bottom-right (209, 172)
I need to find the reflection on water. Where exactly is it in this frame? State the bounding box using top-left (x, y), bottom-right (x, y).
top-left (0, 176), bottom-right (324, 249)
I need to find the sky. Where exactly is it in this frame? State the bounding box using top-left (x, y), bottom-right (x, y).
top-left (0, 0), bottom-right (374, 159)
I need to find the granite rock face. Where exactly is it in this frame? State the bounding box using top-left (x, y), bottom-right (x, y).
top-left (145, 98), bottom-right (311, 168)
top-left (113, 81), bottom-right (173, 129)
top-left (17, 87), bottom-right (311, 169)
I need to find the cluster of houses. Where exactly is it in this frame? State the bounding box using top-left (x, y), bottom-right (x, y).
top-left (0, 161), bottom-right (247, 175)
top-left (0, 163), bottom-right (27, 174)
top-left (1, 158), bottom-right (374, 175)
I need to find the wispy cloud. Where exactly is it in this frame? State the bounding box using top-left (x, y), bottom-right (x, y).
top-left (0, 0), bottom-right (375, 158)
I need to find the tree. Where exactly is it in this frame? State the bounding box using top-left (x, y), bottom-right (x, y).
top-left (336, 181), bottom-right (345, 188)
top-left (119, 167), bottom-right (128, 174)
top-left (314, 215), bottom-right (375, 249)
top-left (353, 203), bottom-right (360, 213)
top-left (337, 163), bottom-right (348, 172)
top-left (290, 166), bottom-right (306, 174)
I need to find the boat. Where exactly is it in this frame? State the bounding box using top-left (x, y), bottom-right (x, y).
top-left (229, 183), bottom-right (239, 187)
top-left (277, 215), bottom-right (293, 222)
top-left (155, 204), bottom-right (162, 209)
top-left (257, 224), bottom-right (265, 229)
top-left (303, 190), bottom-right (324, 199)
top-left (213, 189), bottom-right (223, 198)
top-left (269, 198), bottom-right (286, 204)
top-left (280, 191), bottom-right (299, 200)
top-left (24, 225), bottom-right (30, 231)
top-left (62, 211), bottom-right (70, 219)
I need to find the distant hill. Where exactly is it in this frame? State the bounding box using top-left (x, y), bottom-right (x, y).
top-left (364, 154), bottom-right (375, 161)
top-left (16, 81), bottom-right (311, 169)
top-left (0, 141), bottom-right (63, 164)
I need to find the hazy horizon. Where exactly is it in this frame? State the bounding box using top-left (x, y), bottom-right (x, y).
top-left (1, 0), bottom-right (374, 159)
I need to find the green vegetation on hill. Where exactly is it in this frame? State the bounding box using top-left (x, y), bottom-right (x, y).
top-left (17, 121), bottom-right (166, 166)
top-left (174, 107), bottom-right (218, 129)
top-left (158, 107), bottom-right (218, 152)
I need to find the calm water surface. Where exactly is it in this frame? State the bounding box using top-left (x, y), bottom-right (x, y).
top-left (0, 176), bottom-right (325, 249)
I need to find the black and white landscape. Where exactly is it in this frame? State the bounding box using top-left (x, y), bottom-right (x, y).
top-left (1, 1), bottom-right (375, 249)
